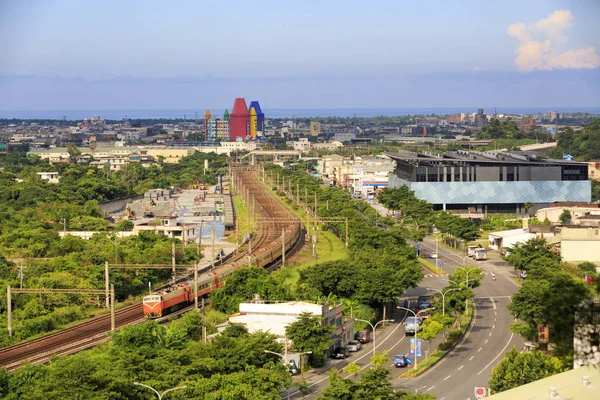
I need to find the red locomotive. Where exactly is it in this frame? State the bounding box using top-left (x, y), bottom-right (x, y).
top-left (143, 284), bottom-right (192, 318)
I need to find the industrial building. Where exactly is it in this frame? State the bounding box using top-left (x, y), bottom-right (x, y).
top-left (387, 150), bottom-right (591, 213)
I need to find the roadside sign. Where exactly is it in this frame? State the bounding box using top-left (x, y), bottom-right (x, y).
top-left (405, 357), bottom-right (412, 364)
top-left (439, 262), bottom-right (444, 267)
top-left (410, 338), bottom-right (423, 357)
top-left (474, 386), bottom-right (487, 399)
top-left (416, 338), bottom-right (422, 357)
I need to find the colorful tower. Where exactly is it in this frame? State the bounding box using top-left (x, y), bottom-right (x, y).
top-left (249, 106), bottom-right (257, 139)
top-left (248, 101), bottom-right (264, 132)
top-left (204, 109), bottom-right (211, 142)
top-left (229, 98), bottom-right (250, 141)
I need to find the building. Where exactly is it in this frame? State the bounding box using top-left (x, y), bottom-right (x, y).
top-left (387, 150), bottom-right (591, 213)
top-left (229, 98), bottom-right (250, 141)
top-left (310, 122), bottom-right (322, 137)
top-left (37, 172), bottom-right (60, 183)
top-left (560, 227), bottom-right (600, 264)
top-left (289, 138), bottom-right (311, 152)
top-left (248, 101), bottom-right (264, 134)
top-left (334, 132), bottom-right (357, 143)
top-left (204, 110), bottom-right (212, 142)
top-left (228, 299), bottom-right (354, 349)
top-left (487, 363), bottom-right (599, 399)
top-left (536, 205), bottom-right (600, 226)
top-left (488, 228), bottom-right (537, 252)
top-left (474, 108), bottom-right (487, 128)
top-left (205, 110), bottom-right (230, 143)
top-left (587, 161), bottom-right (600, 181)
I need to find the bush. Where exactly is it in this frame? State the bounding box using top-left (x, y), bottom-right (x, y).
top-left (578, 261), bottom-right (597, 277)
top-left (439, 328), bottom-right (462, 350)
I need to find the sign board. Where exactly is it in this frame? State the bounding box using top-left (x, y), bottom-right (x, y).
top-left (439, 262), bottom-right (444, 267)
top-left (405, 357), bottom-right (412, 365)
top-left (410, 338), bottom-right (423, 357)
top-left (474, 386), bottom-right (487, 399)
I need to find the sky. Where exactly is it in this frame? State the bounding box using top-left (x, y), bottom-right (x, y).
top-left (1, 0), bottom-right (599, 111)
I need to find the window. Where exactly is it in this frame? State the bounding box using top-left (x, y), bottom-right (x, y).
top-left (499, 168), bottom-right (503, 181)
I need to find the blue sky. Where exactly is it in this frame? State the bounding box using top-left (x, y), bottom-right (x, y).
top-left (1, 0), bottom-right (599, 110)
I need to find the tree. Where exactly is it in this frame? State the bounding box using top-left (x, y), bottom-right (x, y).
top-left (66, 145), bottom-right (81, 163)
top-left (505, 238), bottom-right (562, 273)
top-left (286, 312), bottom-right (334, 367)
top-left (489, 348), bottom-right (565, 393)
top-left (115, 219), bottom-right (134, 231)
top-left (559, 209), bottom-right (572, 225)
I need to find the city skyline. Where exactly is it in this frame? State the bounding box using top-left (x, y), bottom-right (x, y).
top-left (1, 0), bottom-right (599, 110)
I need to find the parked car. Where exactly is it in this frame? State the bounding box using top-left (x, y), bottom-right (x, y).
top-left (286, 359), bottom-right (298, 375)
top-left (520, 270), bottom-right (527, 279)
top-left (393, 354), bottom-right (408, 367)
top-left (347, 340), bottom-right (362, 352)
top-left (356, 329), bottom-right (371, 344)
top-left (331, 347), bottom-right (350, 359)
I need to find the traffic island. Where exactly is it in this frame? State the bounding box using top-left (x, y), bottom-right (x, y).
top-left (417, 257), bottom-right (445, 275)
top-left (398, 305), bottom-right (475, 378)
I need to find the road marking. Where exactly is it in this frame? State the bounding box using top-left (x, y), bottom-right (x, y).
top-left (478, 347), bottom-right (482, 352)
top-left (492, 324), bottom-right (495, 330)
top-left (490, 297), bottom-right (496, 310)
top-left (495, 311), bottom-right (497, 316)
top-left (489, 332), bottom-right (492, 336)
top-left (444, 375), bottom-right (451, 380)
top-left (469, 356), bottom-right (474, 361)
top-left (477, 332), bottom-right (515, 376)
top-left (485, 339), bottom-right (488, 344)
top-left (440, 397), bottom-right (446, 400)
top-left (458, 365), bottom-right (464, 370)
top-left (427, 386), bottom-right (435, 392)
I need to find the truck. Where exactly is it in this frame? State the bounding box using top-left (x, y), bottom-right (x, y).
top-left (473, 248), bottom-right (487, 261)
top-left (404, 317), bottom-right (421, 335)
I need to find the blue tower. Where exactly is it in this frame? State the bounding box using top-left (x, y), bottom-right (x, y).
top-left (248, 101), bottom-right (264, 132)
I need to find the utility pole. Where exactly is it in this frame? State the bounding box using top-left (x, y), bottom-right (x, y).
top-left (105, 261), bottom-right (110, 308)
top-left (202, 297), bottom-right (206, 344)
top-left (194, 261), bottom-right (198, 311)
top-left (18, 262), bottom-right (26, 289)
top-left (211, 229), bottom-right (215, 270)
top-left (282, 228), bottom-right (286, 268)
top-left (171, 242), bottom-right (176, 285)
top-left (345, 217), bottom-right (349, 248)
top-left (110, 284), bottom-right (115, 332)
top-left (7, 285), bottom-right (11, 339)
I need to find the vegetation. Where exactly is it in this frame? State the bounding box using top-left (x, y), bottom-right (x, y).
top-left (488, 348), bottom-right (567, 393)
top-left (549, 119), bottom-right (600, 160)
top-left (286, 312), bottom-right (335, 367)
top-left (476, 118), bottom-right (552, 142)
top-left (0, 319), bottom-right (291, 400)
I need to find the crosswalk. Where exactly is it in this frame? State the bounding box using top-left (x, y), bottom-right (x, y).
top-left (423, 271), bottom-right (496, 278)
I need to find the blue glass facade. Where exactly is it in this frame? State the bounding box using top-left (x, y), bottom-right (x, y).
top-left (389, 175), bottom-right (591, 205)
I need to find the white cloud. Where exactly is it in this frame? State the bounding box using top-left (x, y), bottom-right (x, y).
top-left (471, 66), bottom-right (483, 73)
top-left (507, 10), bottom-right (600, 72)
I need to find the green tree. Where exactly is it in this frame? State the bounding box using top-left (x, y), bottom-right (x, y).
top-left (286, 312), bottom-right (334, 367)
top-left (505, 238), bottom-right (562, 273)
top-left (66, 145), bottom-right (81, 163)
top-left (489, 348), bottom-right (565, 393)
top-left (559, 209), bottom-right (572, 225)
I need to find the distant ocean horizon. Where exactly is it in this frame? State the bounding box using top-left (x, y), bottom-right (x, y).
top-left (1, 107), bottom-right (599, 120)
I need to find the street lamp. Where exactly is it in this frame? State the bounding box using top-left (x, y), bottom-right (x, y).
top-left (461, 255), bottom-right (470, 266)
top-left (354, 318), bottom-right (394, 357)
top-left (448, 279), bottom-right (471, 314)
top-left (455, 266), bottom-right (474, 288)
top-left (396, 306), bottom-right (429, 370)
top-left (133, 382), bottom-right (187, 400)
top-left (425, 287), bottom-right (459, 315)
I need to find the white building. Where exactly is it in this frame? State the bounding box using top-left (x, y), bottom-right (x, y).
top-left (229, 300), bottom-right (354, 348)
top-left (333, 132), bottom-right (356, 143)
top-left (37, 172), bottom-right (60, 183)
top-left (289, 138), bottom-right (311, 153)
top-left (488, 228), bottom-right (537, 251)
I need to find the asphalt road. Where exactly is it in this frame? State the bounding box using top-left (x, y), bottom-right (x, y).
top-left (289, 236), bottom-right (521, 399)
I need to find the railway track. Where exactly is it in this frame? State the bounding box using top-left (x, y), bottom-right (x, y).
top-left (0, 167), bottom-right (303, 371)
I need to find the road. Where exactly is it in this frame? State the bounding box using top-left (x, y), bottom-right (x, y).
top-left (289, 236), bottom-right (520, 399)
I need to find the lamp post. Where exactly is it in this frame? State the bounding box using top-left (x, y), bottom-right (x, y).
top-left (455, 266), bottom-right (474, 288)
top-left (436, 236), bottom-right (439, 270)
top-left (449, 278), bottom-right (471, 314)
top-left (425, 287), bottom-right (459, 315)
top-left (133, 382), bottom-right (187, 400)
top-left (461, 255), bottom-right (470, 266)
top-left (354, 318), bottom-right (395, 357)
top-left (396, 306), bottom-right (424, 370)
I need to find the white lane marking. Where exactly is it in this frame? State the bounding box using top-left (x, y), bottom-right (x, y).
top-left (492, 324), bottom-right (495, 330)
top-left (489, 332), bottom-right (492, 336)
top-left (444, 375), bottom-right (451, 380)
top-left (441, 397), bottom-right (446, 400)
top-left (289, 319), bottom-right (408, 396)
top-left (490, 297), bottom-right (496, 310)
top-left (477, 332), bottom-right (515, 376)
top-left (469, 356), bottom-right (474, 361)
top-left (458, 365), bottom-right (464, 371)
top-left (495, 311), bottom-right (497, 316)
top-left (427, 386), bottom-right (435, 392)
top-left (478, 347), bottom-right (482, 352)
top-left (485, 339), bottom-right (488, 344)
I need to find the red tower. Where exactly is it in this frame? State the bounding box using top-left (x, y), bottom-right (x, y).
top-left (229, 98), bottom-right (250, 141)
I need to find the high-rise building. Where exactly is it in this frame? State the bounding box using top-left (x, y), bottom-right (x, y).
top-left (310, 121), bottom-right (322, 137)
top-left (474, 109), bottom-right (487, 128)
top-left (249, 106), bottom-right (257, 138)
top-left (230, 98), bottom-right (250, 141)
top-left (248, 101), bottom-right (264, 133)
top-left (205, 109), bottom-right (229, 142)
top-left (204, 109), bottom-right (212, 141)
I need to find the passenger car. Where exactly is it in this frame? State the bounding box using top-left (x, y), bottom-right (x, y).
top-left (393, 354), bottom-right (407, 367)
top-left (331, 347), bottom-right (350, 359)
top-left (347, 340), bottom-right (361, 352)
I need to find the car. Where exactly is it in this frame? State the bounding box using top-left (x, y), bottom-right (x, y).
top-left (520, 270), bottom-right (527, 279)
top-left (430, 253), bottom-right (439, 259)
top-left (356, 329), bottom-right (371, 343)
top-left (347, 340), bottom-right (362, 352)
top-left (393, 354), bottom-right (408, 367)
top-left (331, 347), bottom-right (350, 359)
top-left (286, 359), bottom-right (298, 375)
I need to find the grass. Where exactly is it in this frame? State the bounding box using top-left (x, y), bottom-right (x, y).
top-left (418, 257), bottom-right (443, 274)
top-left (227, 195), bottom-right (254, 243)
top-left (399, 304), bottom-right (474, 378)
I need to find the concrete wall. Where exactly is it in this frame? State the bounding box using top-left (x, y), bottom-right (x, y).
top-left (562, 240), bottom-right (600, 264)
top-left (99, 194), bottom-right (144, 217)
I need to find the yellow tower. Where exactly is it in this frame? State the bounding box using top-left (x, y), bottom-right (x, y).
top-left (249, 106), bottom-right (257, 138)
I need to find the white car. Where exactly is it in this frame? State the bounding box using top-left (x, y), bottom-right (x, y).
top-left (346, 340), bottom-right (362, 352)
top-left (430, 253), bottom-right (439, 259)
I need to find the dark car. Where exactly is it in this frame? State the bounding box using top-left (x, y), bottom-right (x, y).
top-left (393, 354), bottom-right (408, 368)
top-left (286, 359), bottom-right (298, 375)
top-left (331, 347), bottom-right (350, 359)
